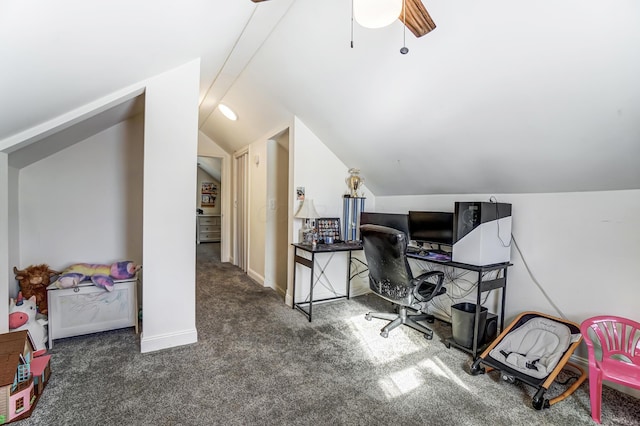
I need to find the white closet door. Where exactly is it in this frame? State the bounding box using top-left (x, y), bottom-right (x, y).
top-left (234, 151), bottom-right (248, 272)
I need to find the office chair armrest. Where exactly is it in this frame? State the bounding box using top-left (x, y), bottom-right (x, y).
top-left (412, 271), bottom-right (445, 303)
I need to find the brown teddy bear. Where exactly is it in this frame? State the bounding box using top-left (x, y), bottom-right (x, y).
top-left (13, 264), bottom-right (59, 315)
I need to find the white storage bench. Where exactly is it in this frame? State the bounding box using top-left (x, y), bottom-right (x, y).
top-left (46, 278), bottom-right (138, 348)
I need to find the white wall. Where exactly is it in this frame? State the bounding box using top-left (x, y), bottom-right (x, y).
top-left (0, 61), bottom-right (200, 352)
top-left (140, 60), bottom-right (199, 353)
top-left (7, 166), bottom-right (19, 299)
top-left (292, 117), bottom-right (374, 221)
top-left (288, 117), bottom-right (376, 306)
top-left (374, 190), bottom-right (640, 326)
top-left (266, 135), bottom-right (289, 297)
top-left (275, 134), bottom-right (290, 296)
top-left (248, 139), bottom-right (267, 284)
top-left (0, 154), bottom-right (8, 332)
top-left (18, 115), bottom-right (144, 272)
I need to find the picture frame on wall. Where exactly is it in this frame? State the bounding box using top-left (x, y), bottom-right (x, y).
top-left (201, 182), bottom-right (217, 207)
top-left (201, 194), bottom-right (216, 207)
top-left (202, 182), bottom-right (217, 195)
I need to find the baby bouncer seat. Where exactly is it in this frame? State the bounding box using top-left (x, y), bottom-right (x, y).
top-left (470, 311), bottom-right (586, 409)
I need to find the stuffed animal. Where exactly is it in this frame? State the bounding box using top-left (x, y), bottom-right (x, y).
top-left (13, 264), bottom-right (59, 315)
top-left (9, 292), bottom-right (48, 351)
top-left (53, 261), bottom-right (140, 291)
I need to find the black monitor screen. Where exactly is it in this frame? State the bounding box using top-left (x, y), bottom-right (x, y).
top-left (408, 211), bottom-right (454, 246)
top-left (360, 212), bottom-right (409, 237)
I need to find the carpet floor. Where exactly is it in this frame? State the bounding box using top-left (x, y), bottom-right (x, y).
top-left (19, 243), bottom-right (639, 425)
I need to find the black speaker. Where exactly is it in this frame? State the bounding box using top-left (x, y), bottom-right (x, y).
top-left (482, 313), bottom-right (498, 345)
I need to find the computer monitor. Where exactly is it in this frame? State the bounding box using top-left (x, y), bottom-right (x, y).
top-left (359, 212), bottom-right (409, 237)
top-left (408, 211), bottom-right (454, 248)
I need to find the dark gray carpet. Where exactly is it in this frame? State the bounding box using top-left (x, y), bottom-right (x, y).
top-left (21, 243), bottom-right (640, 425)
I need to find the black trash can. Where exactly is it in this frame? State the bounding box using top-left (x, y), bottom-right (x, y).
top-left (451, 303), bottom-right (487, 349)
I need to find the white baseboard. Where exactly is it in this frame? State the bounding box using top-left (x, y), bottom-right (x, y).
top-left (140, 328), bottom-right (198, 353)
top-left (274, 285), bottom-right (286, 300)
top-left (247, 268), bottom-right (264, 286)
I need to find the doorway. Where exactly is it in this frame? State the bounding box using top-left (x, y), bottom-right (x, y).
top-left (196, 156), bottom-right (223, 250)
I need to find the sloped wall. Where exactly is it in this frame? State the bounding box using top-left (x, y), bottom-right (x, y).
top-left (18, 115), bottom-right (143, 273)
top-left (288, 117), bottom-right (376, 306)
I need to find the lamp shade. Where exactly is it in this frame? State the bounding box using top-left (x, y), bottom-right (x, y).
top-left (295, 199), bottom-right (320, 219)
top-left (354, 0), bottom-right (402, 29)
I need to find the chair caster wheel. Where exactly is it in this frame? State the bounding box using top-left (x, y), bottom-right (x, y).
top-left (365, 313), bottom-right (372, 321)
top-left (424, 333), bottom-right (433, 340)
top-left (380, 331), bottom-right (389, 338)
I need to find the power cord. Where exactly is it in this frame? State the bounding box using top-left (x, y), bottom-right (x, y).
top-left (511, 233), bottom-right (567, 319)
top-left (489, 196), bottom-right (513, 247)
top-left (489, 196), bottom-right (566, 318)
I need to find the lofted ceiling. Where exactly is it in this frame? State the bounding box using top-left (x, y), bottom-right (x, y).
top-left (2, 0), bottom-right (639, 196)
top-left (198, 156), bottom-right (222, 182)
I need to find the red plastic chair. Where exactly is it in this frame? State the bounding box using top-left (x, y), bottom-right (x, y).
top-left (580, 316), bottom-right (640, 423)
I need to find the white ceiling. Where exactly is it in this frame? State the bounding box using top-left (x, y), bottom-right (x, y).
top-left (2, 0), bottom-right (639, 196)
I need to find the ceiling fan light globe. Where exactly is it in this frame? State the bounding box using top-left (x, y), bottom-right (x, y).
top-left (354, 0), bottom-right (402, 29)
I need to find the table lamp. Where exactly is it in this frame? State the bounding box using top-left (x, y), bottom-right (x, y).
top-left (295, 198), bottom-right (320, 243)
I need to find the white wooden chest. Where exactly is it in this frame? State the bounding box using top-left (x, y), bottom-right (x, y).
top-left (46, 278), bottom-right (138, 348)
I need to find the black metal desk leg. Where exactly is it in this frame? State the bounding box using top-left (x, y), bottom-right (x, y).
top-left (308, 252), bottom-right (314, 322)
top-left (500, 268), bottom-right (507, 332)
top-left (346, 251), bottom-right (352, 299)
top-left (472, 270), bottom-right (482, 358)
top-left (292, 248), bottom-right (297, 309)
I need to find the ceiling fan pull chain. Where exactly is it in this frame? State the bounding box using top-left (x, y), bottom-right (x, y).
top-left (350, 0), bottom-right (354, 48)
top-left (400, 0), bottom-right (409, 54)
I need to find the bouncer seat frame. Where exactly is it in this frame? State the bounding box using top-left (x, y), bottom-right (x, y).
top-left (470, 311), bottom-right (586, 410)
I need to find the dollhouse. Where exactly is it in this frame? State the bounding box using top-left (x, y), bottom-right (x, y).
top-left (0, 331), bottom-right (51, 424)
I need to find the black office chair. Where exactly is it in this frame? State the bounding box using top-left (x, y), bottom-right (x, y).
top-left (360, 224), bottom-right (446, 339)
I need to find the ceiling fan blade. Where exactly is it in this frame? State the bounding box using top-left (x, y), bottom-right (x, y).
top-left (400, 0), bottom-right (436, 38)
top-left (251, 0), bottom-right (435, 38)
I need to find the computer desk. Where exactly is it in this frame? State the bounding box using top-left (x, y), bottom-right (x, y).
top-left (291, 241), bottom-right (363, 322)
top-left (407, 252), bottom-right (512, 359)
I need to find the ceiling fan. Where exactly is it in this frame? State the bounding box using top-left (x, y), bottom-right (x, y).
top-left (250, 0), bottom-right (436, 38)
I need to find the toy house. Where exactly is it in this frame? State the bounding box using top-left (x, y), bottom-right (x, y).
top-left (0, 331), bottom-right (51, 424)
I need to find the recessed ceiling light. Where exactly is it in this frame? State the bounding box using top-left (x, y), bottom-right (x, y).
top-left (218, 104), bottom-right (238, 121)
